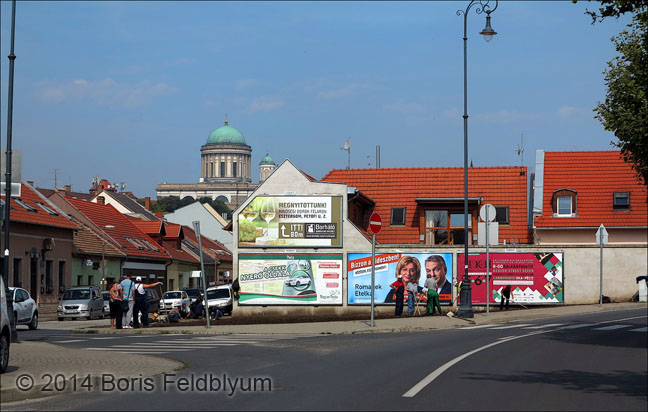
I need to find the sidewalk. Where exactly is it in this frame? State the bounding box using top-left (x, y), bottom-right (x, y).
top-left (1, 302), bottom-right (644, 403)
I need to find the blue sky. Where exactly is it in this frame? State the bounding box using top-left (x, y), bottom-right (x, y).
top-left (0, 1), bottom-right (632, 198)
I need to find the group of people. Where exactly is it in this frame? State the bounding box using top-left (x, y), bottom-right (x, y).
top-left (108, 274), bottom-right (162, 329)
top-left (386, 255), bottom-right (450, 317)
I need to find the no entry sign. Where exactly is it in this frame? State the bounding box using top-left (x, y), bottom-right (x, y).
top-left (369, 212), bottom-right (382, 234)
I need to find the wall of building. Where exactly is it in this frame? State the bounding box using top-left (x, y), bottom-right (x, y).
top-left (70, 257), bottom-right (121, 289)
top-left (536, 228), bottom-right (647, 245)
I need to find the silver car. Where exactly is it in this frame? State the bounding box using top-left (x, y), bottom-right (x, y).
top-left (57, 286), bottom-right (105, 321)
top-left (9, 287), bottom-right (39, 330)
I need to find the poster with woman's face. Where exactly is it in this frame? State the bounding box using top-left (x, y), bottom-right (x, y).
top-left (347, 253), bottom-right (453, 305)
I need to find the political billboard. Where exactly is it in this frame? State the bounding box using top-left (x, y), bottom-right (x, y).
top-left (347, 253), bottom-right (454, 305)
top-left (238, 254), bottom-right (343, 305)
top-left (457, 252), bottom-right (564, 304)
top-left (238, 196), bottom-right (343, 248)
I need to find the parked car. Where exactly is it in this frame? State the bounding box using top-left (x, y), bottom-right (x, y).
top-left (1, 277), bottom-right (10, 374)
top-left (183, 288), bottom-right (203, 304)
top-left (9, 287), bottom-right (39, 330)
top-left (101, 291), bottom-right (110, 314)
top-left (206, 285), bottom-right (233, 316)
top-left (57, 286), bottom-right (105, 320)
top-left (160, 290), bottom-right (189, 313)
top-left (146, 288), bottom-right (161, 314)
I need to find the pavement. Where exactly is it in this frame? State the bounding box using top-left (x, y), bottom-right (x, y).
top-left (1, 302), bottom-right (645, 403)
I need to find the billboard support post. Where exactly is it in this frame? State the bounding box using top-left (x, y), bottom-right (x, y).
top-left (192, 221), bottom-right (210, 328)
top-left (370, 233), bottom-right (375, 327)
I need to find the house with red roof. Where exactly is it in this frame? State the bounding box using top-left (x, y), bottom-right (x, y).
top-left (321, 166), bottom-right (532, 245)
top-left (533, 150), bottom-right (647, 245)
top-left (48, 194), bottom-right (170, 287)
top-left (1, 182), bottom-right (79, 316)
top-left (182, 224), bottom-right (233, 286)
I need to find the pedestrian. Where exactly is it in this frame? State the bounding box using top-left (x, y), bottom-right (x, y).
top-left (424, 274), bottom-right (442, 315)
top-left (500, 285), bottom-right (512, 311)
top-left (132, 276), bottom-right (162, 328)
top-left (108, 280), bottom-right (123, 329)
top-left (390, 275), bottom-right (405, 317)
top-left (120, 274), bottom-right (135, 328)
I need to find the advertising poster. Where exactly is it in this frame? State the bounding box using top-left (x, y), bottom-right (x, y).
top-left (238, 254), bottom-right (342, 305)
top-left (238, 196), bottom-right (343, 248)
top-left (457, 252), bottom-right (564, 304)
top-left (347, 253), bottom-right (454, 305)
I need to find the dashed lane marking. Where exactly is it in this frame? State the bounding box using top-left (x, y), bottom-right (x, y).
top-left (592, 324), bottom-right (632, 331)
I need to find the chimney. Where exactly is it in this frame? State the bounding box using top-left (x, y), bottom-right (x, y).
top-left (145, 197), bottom-right (151, 211)
top-left (64, 185), bottom-right (71, 192)
top-left (97, 196), bottom-right (105, 205)
top-left (27, 180), bottom-right (34, 186)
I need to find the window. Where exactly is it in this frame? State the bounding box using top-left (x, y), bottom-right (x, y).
top-left (391, 207), bottom-right (406, 225)
top-left (58, 261), bottom-right (66, 294)
top-left (220, 162), bottom-right (226, 177)
top-left (35, 201), bottom-right (59, 216)
top-left (46, 260), bottom-right (53, 294)
top-left (424, 210), bottom-right (472, 245)
top-left (495, 206), bottom-right (509, 224)
top-left (13, 258), bottom-right (21, 287)
top-left (557, 196), bottom-right (572, 216)
top-left (613, 192), bottom-right (630, 210)
top-left (232, 162), bottom-right (237, 177)
top-left (14, 198), bottom-right (38, 212)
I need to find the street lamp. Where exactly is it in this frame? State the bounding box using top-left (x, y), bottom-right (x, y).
top-left (101, 225), bottom-right (115, 290)
top-left (456, 0), bottom-right (498, 318)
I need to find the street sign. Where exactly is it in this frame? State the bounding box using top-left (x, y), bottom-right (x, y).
top-left (595, 224), bottom-right (609, 245)
top-left (369, 212), bottom-right (382, 234)
top-left (479, 204), bottom-right (496, 222)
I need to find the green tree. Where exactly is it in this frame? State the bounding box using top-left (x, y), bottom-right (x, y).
top-left (198, 197), bottom-right (232, 217)
top-left (595, 15), bottom-right (648, 184)
top-left (573, 0), bottom-right (648, 23)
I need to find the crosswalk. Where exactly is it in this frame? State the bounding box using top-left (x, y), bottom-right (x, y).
top-left (460, 322), bottom-right (647, 333)
top-left (74, 334), bottom-right (316, 355)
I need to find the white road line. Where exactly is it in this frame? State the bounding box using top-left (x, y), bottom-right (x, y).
top-left (90, 337), bottom-right (119, 340)
top-left (629, 327), bottom-right (647, 332)
top-left (151, 340), bottom-right (250, 344)
top-left (491, 324), bottom-right (533, 330)
top-left (86, 346), bottom-right (192, 351)
top-left (459, 324), bottom-right (501, 330)
top-left (53, 339), bottom-right (85, 343)
top-left (523, 323), bottom-right (564, 329)
top-left (558, 323), bottom-right (595, 329)
top-left (130, 342), bottom-right (238, 347)
top-left (592, 324), bottom-right (631, 331)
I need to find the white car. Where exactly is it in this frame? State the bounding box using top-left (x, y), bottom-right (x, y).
top-left (9, 287), bottom-right (39, 330)
top-left (206, 285), bottom-right (233, 316)
top-left (1, 277), bottom-right (10, 373)
top-left (161, 290), bottom-right (189, 313)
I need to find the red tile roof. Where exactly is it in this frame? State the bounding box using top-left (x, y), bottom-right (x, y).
top-left (535, 151), bottom-right (647, 228)
top-left (63, 197), bottom-right (169, 260)
top-left (131, 220), bottom-right (165, 237)
top-left (182, 225), bottom-right (233, 262)
top-left (3, 183), bottom-right (79, 230)
top-left (322, 167), bottom-right (531, 244)
top-left (163, 223), bottom-right (182, 239)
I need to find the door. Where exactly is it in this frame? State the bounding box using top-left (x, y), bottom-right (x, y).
top-left (92, 289), bottom-right (103, 312)
top-left (30, 259), bottom-right (38, 304)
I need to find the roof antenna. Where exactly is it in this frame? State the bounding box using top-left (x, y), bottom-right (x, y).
top-left (340, 138), bottom-right (350, 169)
top-left (515, 133), bottom-right (524, 168)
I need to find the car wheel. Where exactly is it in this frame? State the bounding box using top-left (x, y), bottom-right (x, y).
top-left (0, 333), bottom-right (9, 374)
top-left (28, 312), bottom-right (38, 330)
top-left (87, 309), bottom-right (93, 320)
top-left (57, 317), bottom-right (64, 321)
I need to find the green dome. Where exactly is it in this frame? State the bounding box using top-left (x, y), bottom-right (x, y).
top-left (206, 120), bottom-right (247, 145)
top-left (260, 153), bottom-right (275, 165)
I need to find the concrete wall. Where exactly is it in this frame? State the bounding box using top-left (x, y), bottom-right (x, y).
top-left (536, 228), bottom-right (647, 245)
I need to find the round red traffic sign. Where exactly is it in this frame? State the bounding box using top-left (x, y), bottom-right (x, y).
top-left (369, 212), bottom-right (382, 234)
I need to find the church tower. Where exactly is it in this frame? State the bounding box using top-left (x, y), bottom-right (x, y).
top-left (200, 119), bottom-right (252, 183)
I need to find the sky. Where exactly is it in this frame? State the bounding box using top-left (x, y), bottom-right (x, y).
top-left (0, 1), bottom-right (634, 198)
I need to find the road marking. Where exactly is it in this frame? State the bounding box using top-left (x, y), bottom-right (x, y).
top-left (85, 346), bottom-right (192, 351)
top-left (629, 327), bottom-right (647, 332)
top-left (53, 339), bottom-right (85, 343)
top-left (491, 324), bottom-right (533, 330)
top-left (130, 342), bottom-right (238, 347)
top-left (459, 324), bottom-right (502, 330)
top-left (403, 313), bottom-right (648, 398)
top-left (523, 323), bottom-right (564, 329)
top-left (592, 324), bottom-right (632, 331)
top-left (90, 337), bottom-right (119, 340)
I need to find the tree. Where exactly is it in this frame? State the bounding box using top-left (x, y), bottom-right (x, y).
top-left (198, 197), bottom-right (232, 217)
top-left (573, 0), bottom-right (648, 23)
top-left (595, 15), bottom-right (648, 184)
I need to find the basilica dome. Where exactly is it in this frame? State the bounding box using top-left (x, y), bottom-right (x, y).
top-left (206, 120), bottom-right (247, 145)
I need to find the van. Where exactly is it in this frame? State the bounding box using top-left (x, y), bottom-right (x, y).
top-left (206, 284), bottom-right (233, 316)
top-left (1, 277), bottom-right (10, 373)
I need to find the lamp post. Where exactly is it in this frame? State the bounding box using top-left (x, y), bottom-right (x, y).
top-left (101, 225), bottom-right (115, 291)
top-left (456, 0), bottom-right (498, 318)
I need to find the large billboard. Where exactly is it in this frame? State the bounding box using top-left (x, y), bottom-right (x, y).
top-left (238, 196), bottom-right (343, 248)
top-left (238, 254), bottom-right (343, 305)
top-left (457, 252), bottom-right (564, 304)
top-left (347, 253), bottom-right (454, 305)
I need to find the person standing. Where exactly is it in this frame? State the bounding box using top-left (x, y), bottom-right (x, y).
top-left (132, 277), bottom-right (162, 328)
top-left (120, 274), bottom-right (135, 328)
top-left (424, 274), bottom-right (442, 315)
top-left (500, 285), bottom-right (512, 310)
top-left (108, 281), bottom-right (123, 329)
top-left (390, 276), bottom-right (405, 317)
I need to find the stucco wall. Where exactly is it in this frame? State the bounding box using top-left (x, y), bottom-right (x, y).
top-left (536, 228), bottom-right (647, 245)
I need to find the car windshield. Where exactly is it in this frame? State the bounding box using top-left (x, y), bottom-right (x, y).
top-left (102, 292), bottom-right (109, 301)
top-left (207, 289), bottom-right (230, 299)
top-left (63, 289), bottom-right (91, 300)
top-left (164, 292), bottom-right (181, 299)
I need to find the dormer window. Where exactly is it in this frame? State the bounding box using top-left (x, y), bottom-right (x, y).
top-left (613, 192), bottom-right (630, 210)
top-left (552, 189), bottom-right (577, 217)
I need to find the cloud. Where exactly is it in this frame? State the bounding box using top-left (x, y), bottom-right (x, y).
top-left (249, 96), bottom-right (283, 112)
top-left (473, 110), bottom-right (541, 124)
top-left (382, 103), bottom-right (427, 114)
top-left (37, 78), bottom-right (180, 108)
top-left (316, 83), bottom-right (371, 99)
top-left (557, 105), bottom-right (585, 119)
top-left (235, 79), bottom-right (258, 89)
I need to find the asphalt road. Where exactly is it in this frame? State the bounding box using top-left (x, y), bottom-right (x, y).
top-left (4, 308), bottom-right (647, 411)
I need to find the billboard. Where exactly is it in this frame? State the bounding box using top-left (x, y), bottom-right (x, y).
top-left (238, 254), bottom-right (343, 305)
top-left (238, 196), bottom-right (343, 248)
top-left (347, 253), bottom-right (454, 305)
top-left (457, 252), bottom-right (564, 304)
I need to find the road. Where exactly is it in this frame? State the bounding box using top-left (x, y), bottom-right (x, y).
top-left (3, 308), bottom-right (647, 411)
